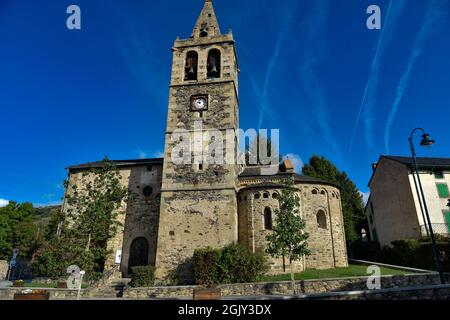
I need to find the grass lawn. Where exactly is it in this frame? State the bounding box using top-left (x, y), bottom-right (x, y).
top-left (260, 264), bottom-right (415, 282)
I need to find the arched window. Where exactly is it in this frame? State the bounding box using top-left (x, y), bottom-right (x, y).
top-left (207, 49), bottom-right (221, 79)
top-left (254, 193), bottom-right (260, 200)
top-left (263, 193), bottom-right (269, 199)
top-left (128, 237), bottom-right (149, 272)
top-left (321, 190), bottom-right (326, 195)
top-left (312, 189), bottom-right (318, 195)
top-left (185, 51), bottom-right (198, 81)
top-left (264, 208), bottom-right (273, 230)
top-left (272, 193), bottom-right (278, 199)
top-left (317, 210), bottom-right (327, 229)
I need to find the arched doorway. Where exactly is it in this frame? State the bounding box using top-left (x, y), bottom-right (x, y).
top-left (128, 237), bottom-right (149, 271)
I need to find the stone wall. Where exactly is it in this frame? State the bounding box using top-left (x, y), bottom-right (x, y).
top-left (0, 260), bottom-right (8, 280)
top-left (65, 163), bottom-right (163, 277)
top-left (1, 273), bottom-right (446, 300)
top-left (0, 288), bottom-right (85, 300)
top-left (304, 284), bottom-right (450, 300)
top-left (123, 273), bottom-right (447, 299)
top-left (237, 181), bottom-right (347, 273)
top-left (155, 189), bottom-right (238, 284)
top-left (300, 185), bottom-right (348, 269)
top-left (237, 188), bottom-right (304, 274)
top-left (120, 165), bottom-right (162, 276)
top-left (155, 24), bottom-right (240, 283)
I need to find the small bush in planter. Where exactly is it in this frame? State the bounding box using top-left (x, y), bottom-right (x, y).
top-left (129, 266), bottom-right (155, 287)
top-left (13, 280), bottom-right (25, 287)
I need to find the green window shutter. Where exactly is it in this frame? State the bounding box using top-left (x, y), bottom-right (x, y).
top-left (435, 171), bottom-right (444, 179)
top-left (372, 228), bottom-right (378, 242)
top-left (444, 212), bottom-right (450, 233)
top-left (436, 183), bottom-right (449, 198)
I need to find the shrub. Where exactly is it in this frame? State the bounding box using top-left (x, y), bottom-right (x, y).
top-left (193, 244), bottom-right (268, 285)
top-left (31, 236), bottom-right (94, 279)
top-left (129, 266), bottom-right (155, 287)
top-left (193, 247), bottom-right (221, 286)
top-left (352, 238), bottom-right (450, 272)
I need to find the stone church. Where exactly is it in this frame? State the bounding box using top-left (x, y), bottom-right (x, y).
top-left (64, 0), bottom-right (348, 283)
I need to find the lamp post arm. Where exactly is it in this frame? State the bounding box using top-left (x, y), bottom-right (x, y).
top-left (409, 128), bottom-right (445, 284)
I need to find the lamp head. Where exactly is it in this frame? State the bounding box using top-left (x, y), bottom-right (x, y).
top-left (420, 133), bottom-right (435, 147)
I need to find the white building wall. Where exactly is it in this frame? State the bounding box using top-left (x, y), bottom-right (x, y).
top-left (408, 171), bottom-right (450, 230)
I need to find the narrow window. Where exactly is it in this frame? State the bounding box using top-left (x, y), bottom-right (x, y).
top-left (254, 193), bottom-right (260, 200)
top-left (370, 202), bottom-right (375, 217)
top-left (320, 190), bottom-right (326, 195)
top-left (317, 210), bottom-right (327, 229)
top-left (143, 186), bottom-right (153, 197)
top-left (264, 208), bottom-right (273, 230)
top-left (146, 166), bottom-right (153, 172)
top-left (263, 193), bottom-right (269, 199)
top-left (207, 49), bottom-right (221, 79)
top-left (199, 163), bottom-right (203, 171)
top-left (312, 189), bottom-right (318, 195)
top-left (434, 170), bottom-right (444, 179)
top-left (200, 23), bottom-right (208, 37)
top-left (185, 51), bottom-right (198, 81)
top-left (272, 193), bottom-right (278, 199)
top-left (436, 183), bottom-right (449, 198)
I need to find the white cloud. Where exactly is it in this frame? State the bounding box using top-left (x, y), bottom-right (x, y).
top-left (359, 191), bottom-right (370, 206)
top-left (284, 154), bottom-right (304, 173)
top-left (33, 201), bottom-right (62, 208)
top-left (137, 148), bottom-right (147, 159)
top-left (0, 199), bottom-right (9, 207)
top-left (153, 151), bottom-right (164, 158)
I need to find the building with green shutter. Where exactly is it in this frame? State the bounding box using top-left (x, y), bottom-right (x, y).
top-left (365, 156), bottom-right (450, 247)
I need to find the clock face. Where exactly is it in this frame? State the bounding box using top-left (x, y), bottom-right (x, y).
top-left (191, 95), bottom-right (208, 111)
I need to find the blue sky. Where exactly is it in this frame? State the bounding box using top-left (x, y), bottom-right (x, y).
top-left (0, 0), bottom-right (449, 206)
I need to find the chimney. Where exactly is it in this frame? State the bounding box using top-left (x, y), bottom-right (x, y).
top-left (372, 163), bottom-right (378, 172)
top-left (280, 159), bottom-right (294, 173)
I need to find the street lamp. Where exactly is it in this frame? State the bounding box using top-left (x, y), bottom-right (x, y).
top-left (409, 128), bottom-right (445, 284)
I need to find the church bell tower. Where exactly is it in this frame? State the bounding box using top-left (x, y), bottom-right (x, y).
top-left (155, 0), bottom-right (240, 283)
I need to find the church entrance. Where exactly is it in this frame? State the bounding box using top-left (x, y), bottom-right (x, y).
top-left (128, 237), bottom-right (149, 272)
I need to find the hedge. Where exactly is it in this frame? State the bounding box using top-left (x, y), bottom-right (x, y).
top-left (351, 237), bottom-right (450, 272)
top-left (193, 244), bottom-right (268, 286)
top-left (129, 266), bottom-right (155, 287)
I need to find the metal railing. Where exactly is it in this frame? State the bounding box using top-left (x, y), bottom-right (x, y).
top-left (420, 224), bottom-right (450, 237)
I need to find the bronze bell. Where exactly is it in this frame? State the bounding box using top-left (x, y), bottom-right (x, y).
top-left (187, 66), bottom-right (195, 75)
top-left (210, 64), bottom-right (218, 74)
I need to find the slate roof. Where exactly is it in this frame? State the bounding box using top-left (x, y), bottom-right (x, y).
top-left (238, 166), bottom-right (339, 188)
top-left (383, 156), bottom-right (450, 168)
top-left (67, 158), bottom-right (164, 171)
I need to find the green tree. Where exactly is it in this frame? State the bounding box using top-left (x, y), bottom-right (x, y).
top-left (0, 202), bottom-right (37, 260)
top-left (32, 157), bottom-right (128, 279)
top-left (302, 155), bottom-right (367, 244)
top-left (64, 157), bottom-right (128, 274)
top-left (265, 177), bottom-right (310, 293)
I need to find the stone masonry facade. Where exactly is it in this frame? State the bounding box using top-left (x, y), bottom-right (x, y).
top-left (62, 0), bottom-right (348, 284)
